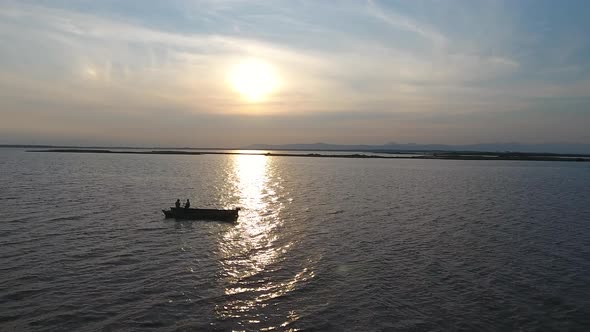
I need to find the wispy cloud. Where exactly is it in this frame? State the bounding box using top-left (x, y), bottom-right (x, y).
top-left (1, 0), bottom-right (589, 146)
top-left (366, 0), bottom-right (447, 46)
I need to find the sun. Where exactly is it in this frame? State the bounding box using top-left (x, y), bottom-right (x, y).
top-left (228, 59), bottom-right (280, 102)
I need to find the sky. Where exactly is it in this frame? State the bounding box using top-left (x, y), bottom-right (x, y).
top-left (1, 0), bottom-right (589, 147)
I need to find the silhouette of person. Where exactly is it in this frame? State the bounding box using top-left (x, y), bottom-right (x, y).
top-left (175, 199), bottom-right (181, 208)
top-left (184, 199), bottom-right (190, 209)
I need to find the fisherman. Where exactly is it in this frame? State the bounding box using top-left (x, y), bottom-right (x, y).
top-left (184, 199), bottom-right (191, 209)
top-left (175, 199), bottom-right (181, 208)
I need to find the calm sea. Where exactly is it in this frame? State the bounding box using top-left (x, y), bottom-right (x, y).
top-left (1, 148), bottom-right (589, 331)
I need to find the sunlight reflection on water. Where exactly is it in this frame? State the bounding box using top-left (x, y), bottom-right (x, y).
top-left (215, 154), bottom-right (313, 330)
top-left (4, 150), bottom-right (589, 330)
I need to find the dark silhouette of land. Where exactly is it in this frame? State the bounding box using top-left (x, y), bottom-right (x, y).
top-left (26, 149), bottom-right (590, 162)
top-left (29, 149), bottom-right (204, 155)
top-left (4, 141), bottom-right (590, 154)
top-left (245, 142), bottom-right (590, 154)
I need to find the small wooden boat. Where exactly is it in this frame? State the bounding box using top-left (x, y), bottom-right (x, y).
top-left (162, 207), bottom-right (240, 222)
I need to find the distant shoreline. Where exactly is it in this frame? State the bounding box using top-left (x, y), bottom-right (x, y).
top-left (4, 142), bottom-right (590, 155)
top-left (27, 149), bottom-right (590, 162)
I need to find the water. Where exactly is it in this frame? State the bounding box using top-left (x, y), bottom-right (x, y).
top-left (1, 148), bottom-right (589, 331)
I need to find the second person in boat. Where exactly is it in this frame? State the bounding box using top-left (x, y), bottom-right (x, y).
top-left (184, 199), bottom-right (190, 209)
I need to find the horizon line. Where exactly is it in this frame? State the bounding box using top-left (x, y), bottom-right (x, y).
top-left (2, 142), bottom-right (590, 156)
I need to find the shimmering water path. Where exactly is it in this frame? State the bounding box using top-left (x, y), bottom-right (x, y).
top-left (1, 149), bottom-right (589, 331)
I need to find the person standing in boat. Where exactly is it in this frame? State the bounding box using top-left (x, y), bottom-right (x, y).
top-left (184, 199), bottom-right (190, 209)
top-left (175, 199), bottom-right (181, 208)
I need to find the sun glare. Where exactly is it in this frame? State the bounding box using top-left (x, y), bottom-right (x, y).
top-left (228, 59), bottom-right (280, 102)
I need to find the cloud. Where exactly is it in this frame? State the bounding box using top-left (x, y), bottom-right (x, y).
top-left (1, 0), bottom-right (589, 146)
top-left (0, 3), bottom-right (317, 113)
top-left (0, 1), bottom-right (524, 114)
top-left (366, 0), bottom-right (447, 46)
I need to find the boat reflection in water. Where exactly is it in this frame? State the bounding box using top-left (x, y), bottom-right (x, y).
top-left (215, 154), bottom-right (314, 330)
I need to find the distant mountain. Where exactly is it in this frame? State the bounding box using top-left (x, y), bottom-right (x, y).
top-left (244, 142), bottom-right (590, 154)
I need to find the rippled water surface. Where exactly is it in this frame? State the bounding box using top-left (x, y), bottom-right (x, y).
top-left (1, 149), bottom-right (589, 331)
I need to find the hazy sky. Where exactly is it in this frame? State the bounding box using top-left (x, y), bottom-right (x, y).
top-left (1, 0), bottom-right (589, 147)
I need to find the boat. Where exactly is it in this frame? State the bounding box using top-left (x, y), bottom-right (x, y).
top-left (162, 207), bottom-right (240, 221)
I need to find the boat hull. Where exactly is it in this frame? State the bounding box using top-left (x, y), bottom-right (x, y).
top-left (162, 207), bottom-right (239, 222)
